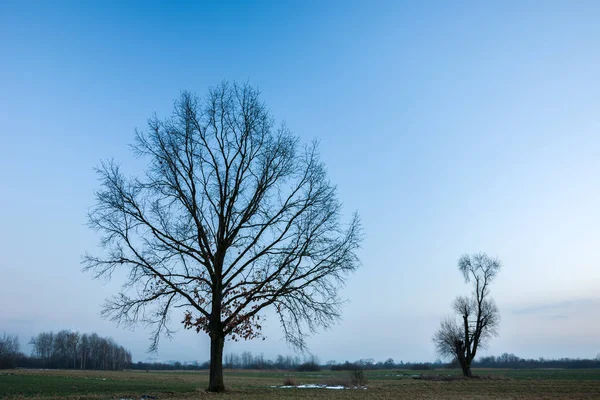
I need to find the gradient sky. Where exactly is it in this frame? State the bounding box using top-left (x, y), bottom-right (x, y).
top-left (1, 1), bottom-right (600, 364)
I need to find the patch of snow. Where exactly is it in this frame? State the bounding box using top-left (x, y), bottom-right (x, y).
top-left (270, 384), bottom-right (367, 390)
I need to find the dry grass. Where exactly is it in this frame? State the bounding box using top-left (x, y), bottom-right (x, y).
top-left (282, 376), bottom-right (298, 386)
top-left (1, 368), bottom-right (600, 399)
top-left (322, 375), bottom-right (352, 387)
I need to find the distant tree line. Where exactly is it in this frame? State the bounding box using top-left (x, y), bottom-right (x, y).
top-left (131, 352), bottom-right (318, 371)
top-left (4, 331), bottom-right (600, 372)
top-left (330, 355), bottom-right (600, 371)
top-left (28, 330), bottom-right (132, 370)
top-left (330, 359), bottom-right (444, 371)
top-left (0, 331), bottom-right (132, 370)
top-left (224, 352), bottom-right (318, 370)
top-left (115, 352), bottom-right (600, 372)
top-left (0, 333), bottom-right (23, 369)
top-left (472, 353), bottom-right (600, 369)
top-left (131, 360), bottom-right (210, 371)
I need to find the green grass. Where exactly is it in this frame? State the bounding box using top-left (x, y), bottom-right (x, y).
top-left (0, 372), bottom-right (196, 398)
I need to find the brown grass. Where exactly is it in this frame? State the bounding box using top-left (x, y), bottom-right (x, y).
top-left (282, 376), bottom-right (298, 386)
top-left (322, 376), bottom-right (352, 387)
top-left (2, 368), bottom-right (600, 399)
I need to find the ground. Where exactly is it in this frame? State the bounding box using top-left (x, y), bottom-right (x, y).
top-left (1, 368), bottom-right (600, 399)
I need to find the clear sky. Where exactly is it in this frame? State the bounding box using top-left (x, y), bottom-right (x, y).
top-left (1, 1), bottom-right (599, 364)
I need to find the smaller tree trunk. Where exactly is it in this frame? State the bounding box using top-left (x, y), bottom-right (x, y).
top-left (455, 341), bottom-right (472, 378)
top-left (207, 333), bottom-right (225, 392)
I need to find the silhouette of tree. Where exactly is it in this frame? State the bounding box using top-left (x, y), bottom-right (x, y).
top-left (433, 253), bottom-right (500, 377)
top-left (84, 82), bottom-right (362, 392)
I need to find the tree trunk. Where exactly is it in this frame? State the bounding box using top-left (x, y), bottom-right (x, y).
top-left (207, 333), bottom-right (225, 392)
top-left (461, 363), bottom-right (472, 377)
top-left (455, 341), bottom-right (472, 378)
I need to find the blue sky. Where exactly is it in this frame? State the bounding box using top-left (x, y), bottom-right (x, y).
top-left (1, 1), bottom-right (600, 363)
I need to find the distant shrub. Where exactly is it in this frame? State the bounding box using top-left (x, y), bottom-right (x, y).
top-left (349, 363), bottom-right (368, 386)
top-left (282, 376), bottom-right (298, 386)
top-left (297, 361), bottom-right (321, 372)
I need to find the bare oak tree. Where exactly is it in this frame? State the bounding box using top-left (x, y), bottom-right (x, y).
top-left (433, 253), bottom-right (500, 377)
top-left (83, 82), bottom-right (362, 392)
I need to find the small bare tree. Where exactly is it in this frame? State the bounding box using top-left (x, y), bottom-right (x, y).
top-left (433, 253), bottom-right (500, 377)
top-left (83, 82), bottom-right (362, 392)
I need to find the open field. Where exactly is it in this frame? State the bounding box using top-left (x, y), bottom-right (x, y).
top-left (2, 368), bottom-right (600, 399)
